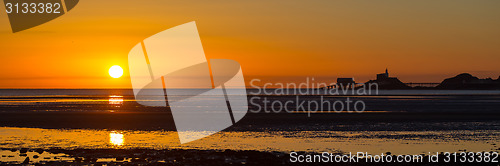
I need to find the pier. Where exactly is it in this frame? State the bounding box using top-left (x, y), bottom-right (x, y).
top-left (404, 83), bottom-right (440, 87)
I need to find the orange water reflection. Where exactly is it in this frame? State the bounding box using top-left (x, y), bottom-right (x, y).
top-left (0, 127), bottom-right (498, 155)
top-left (108, 95), bottom-right (123, 106)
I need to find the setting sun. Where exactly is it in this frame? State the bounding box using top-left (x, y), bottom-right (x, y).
top-left (109, 65), bottom-right (123, 78)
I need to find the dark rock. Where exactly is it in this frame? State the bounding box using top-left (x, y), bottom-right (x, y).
top-left (131, 158), bottom-right (146, 162)
top-left (35, 148), bottom-right (44, 154)
top-left (74, 157), bottom-right (82, 162)
top-left (22, 157), bottom-right (30, 164)
top-left (84, 157), bottom-right (98, 163)
top-left (20, 148), bottom-right (29, 154)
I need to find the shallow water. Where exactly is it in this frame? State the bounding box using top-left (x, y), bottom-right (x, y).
top-left (0, 127), bottom-right (498, 155)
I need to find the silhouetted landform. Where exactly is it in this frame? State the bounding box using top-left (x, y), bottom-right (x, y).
top-left (324, 69), bottom-right (499, 90)
top-left (364, 69), bottom-right (411, 90)
top-left (359, 69), bottom-right (500, 90)
top-left (436, 73), bottom-right (500, 90)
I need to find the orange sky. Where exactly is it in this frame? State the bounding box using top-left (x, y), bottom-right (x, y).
top-left (0, 0), bottom-right (499, 88)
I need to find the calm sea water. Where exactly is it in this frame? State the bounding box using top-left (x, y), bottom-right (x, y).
top-left (1, 89), bottom-right (499, 112)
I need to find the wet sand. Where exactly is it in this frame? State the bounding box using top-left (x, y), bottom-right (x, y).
top-left (1, 148), bottom-right (499, 165)
top-left (0, 92), bottom-right (499, 165)
top-left (0, 112), bottom-right (499, 131)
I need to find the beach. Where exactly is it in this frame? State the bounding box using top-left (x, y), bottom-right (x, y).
top-left (0, 89), bottom-right (499, 165)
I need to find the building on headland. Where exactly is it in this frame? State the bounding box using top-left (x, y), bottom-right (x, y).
top-left (377, 68), bottom-right (389, 80)
top-left (365, 68), bottom-right (411, 89)
top-left (323, 69), bottom-right (500, 90)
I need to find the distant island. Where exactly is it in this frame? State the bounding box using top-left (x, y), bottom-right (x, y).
top-left (436, 73), bottom-right (500, 90)
top-left (334, 69), bottom-right (500, 90)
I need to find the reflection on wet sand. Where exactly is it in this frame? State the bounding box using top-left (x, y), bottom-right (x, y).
top-left (109, 131), bottom-right (124, 146)
top-left (0, 127), bottom-right (498, 155)
top-left (0, 149), bottom-right (71, 163)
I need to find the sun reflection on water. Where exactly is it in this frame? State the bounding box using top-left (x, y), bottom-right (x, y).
top-left (0, 127), bottom-right (498, 154)
top-left (109, 131), bottom-right (124, 146)
top-left (108, 95), bottom-right (123, 106)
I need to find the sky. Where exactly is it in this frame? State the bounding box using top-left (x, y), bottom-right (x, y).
top-left (0, 0), bottom-right (499, 88)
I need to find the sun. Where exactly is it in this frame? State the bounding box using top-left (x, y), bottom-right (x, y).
top-left (109, 65), bottom-right (123, 78)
